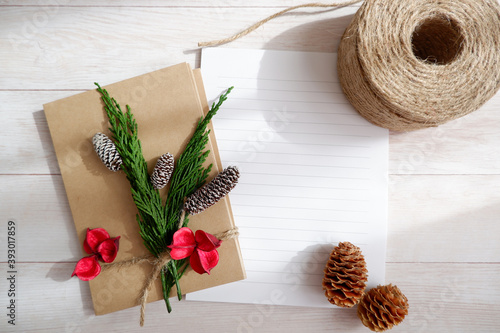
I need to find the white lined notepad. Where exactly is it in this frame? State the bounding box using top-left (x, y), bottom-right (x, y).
top-left (187, 48), bottom-right (388, 307)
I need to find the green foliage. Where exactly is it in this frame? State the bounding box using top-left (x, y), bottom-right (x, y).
top-left (95, 83), bottom-right (233, 312)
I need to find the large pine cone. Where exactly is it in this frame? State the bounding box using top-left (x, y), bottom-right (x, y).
top-left (92, 133), bottom-right (122, 172)
top-left (357, 284), bottom-right (409, 332)
top-left (322, 242), bottom-right (368, 307)
top-left (185, 166), bottom-right (240, 215)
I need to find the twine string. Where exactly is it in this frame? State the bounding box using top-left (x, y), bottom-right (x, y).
top-left (178, 204), bottom-right (186, 230)
top-left (215, 228), bottom-right (239, 241)
top-left (139, 251), bottom-right (172, 327)
top-left (101, 254), bottom-right (155, 271)
top-left (198, 1), bottom-right (363, 47)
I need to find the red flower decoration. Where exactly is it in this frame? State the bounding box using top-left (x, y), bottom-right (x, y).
top-left (72, 255), bottom-right (101, 281)
top-left (168, 227), bottom-right (222, 275)
top-left (72, 228), bottom-right (120, 281)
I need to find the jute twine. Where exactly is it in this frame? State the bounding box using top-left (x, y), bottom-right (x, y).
top-left (102, 222), bottom-right (239, 326)
top-left (199, 0), bottom-right (500, 132)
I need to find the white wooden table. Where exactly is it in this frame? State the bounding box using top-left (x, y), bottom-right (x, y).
top-left (1, 1), bottom-right (499, 332)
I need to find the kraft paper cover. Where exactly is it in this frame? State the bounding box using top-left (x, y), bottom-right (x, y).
top-left (43, 63), bottom-right (245, 315)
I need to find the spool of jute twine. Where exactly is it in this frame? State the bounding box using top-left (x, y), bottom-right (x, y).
top-left (339, 0), bottom-right (500, 131)
top-left (199, 0), bottom-right (500, 132)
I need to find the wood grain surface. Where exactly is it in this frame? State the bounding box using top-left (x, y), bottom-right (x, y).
top-left (1, 1), bottom-right (499, 332)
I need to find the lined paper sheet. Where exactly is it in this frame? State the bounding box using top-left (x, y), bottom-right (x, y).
top-left (187, 48), bottom-right (388, 307)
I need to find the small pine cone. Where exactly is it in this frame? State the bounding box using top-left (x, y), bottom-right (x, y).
top-left (322, 242), bottom-right (368, 308)
top-left (92, 133), bottom-right (122, 172)
top-left (151, 153), bottom-right (175, 189)
top-left (185, 166), bottom-right (240, 215)
top-left (357, 284), bottom-right (409, 332)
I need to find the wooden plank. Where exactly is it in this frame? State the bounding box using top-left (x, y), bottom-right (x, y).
top-left (386, 263), bottom-right (500, 333)
top-left (2, 174), bottom-right (500, 263)
top-left (0, 175), bottom-right (80, 261)
top-left (0, 6), bottom-right (358, 90)
top-left (387, 175), bottom-right (500, 263)
top-left (1, 262), bottom-right (498, 332)
top-left (389, 96), bottom-right (500, 175)
top-left (0, 91), bottom-right (77, 175)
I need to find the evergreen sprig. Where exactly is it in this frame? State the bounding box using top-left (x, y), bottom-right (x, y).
top-left (95, 83), bottom-right (233, 313)
top-left (95, 84), bottom-right (167, 256)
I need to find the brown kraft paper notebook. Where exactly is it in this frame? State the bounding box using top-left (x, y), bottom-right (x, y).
top-left (44, 63), bottom-right (246, 315)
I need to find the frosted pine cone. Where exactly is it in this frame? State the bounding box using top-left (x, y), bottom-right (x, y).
top-left (322, 242), bottom-right (368, 307)
top-left (185, 166), bottom-right (240, 215)
top-left (92, 133), bottom-right (122, 172)
top-left (357, 284), bottom-right (409, 332)
top-left (151, 153), bottom-right (175, 189)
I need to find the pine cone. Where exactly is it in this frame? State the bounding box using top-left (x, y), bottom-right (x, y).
top-left (357, 284), bottom-right (409, 332)
top-left (185, 166), bottom-right (240, 215)
top-left (92, 133), bottom-right (122, 172)
top-left (151, 153), bottom-right (175, 189)
top-left (322, 242), bottom-right (368, 308)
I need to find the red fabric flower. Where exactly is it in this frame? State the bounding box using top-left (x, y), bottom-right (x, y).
top-left (72, 228), bottom-right (120, 281)
top-left (72, 255), bottom-right (101, 281)
top-left (168, 227), bottom-right (222, 275)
